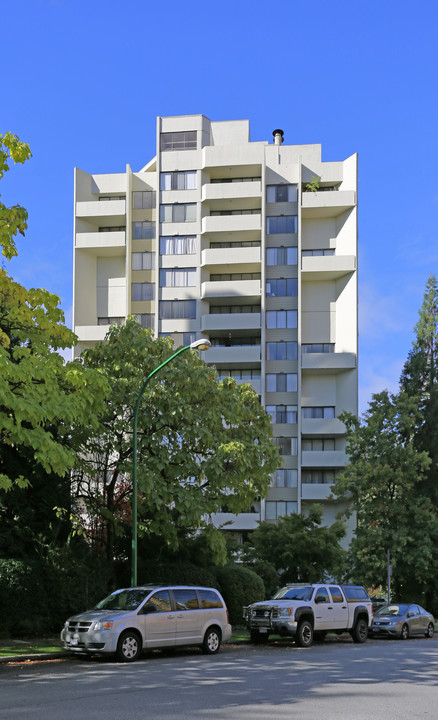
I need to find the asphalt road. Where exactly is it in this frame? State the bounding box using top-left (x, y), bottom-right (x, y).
top-left (1, 636), bottom-right (437, 720)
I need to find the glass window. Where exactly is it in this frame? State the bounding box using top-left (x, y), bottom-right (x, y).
top-left (132, 252), bottom-right (154, 271)
top-left (183, 332), bottom-right (196, 345)
top-left (159, 300), bottom-right (196, 320)
top-left (302, 343), bottom-right (334, 354)
top-left (159, 268), bottom-right (196, 287)
top-left (267, 406), bottom-right (297, 424)
top-left (266, 341), bottom-right (297, 360)
top-left (160, 204), bottom-right (196, 223)
top-left (266, 278), bottom-right (298, 297)
top-left (161, 131), bottom-right (197, 151)
top-left (132, 221), bottom-right (155, 240)
top-left (266, 185), bottom-right (298, 203)
top-left (198, 589), bottom-right (223, 609)
top-left (315, 587), bottom-right (330, 603)
top-left (265, 501), bottom-right (297, 519)
top-left (266, 216), bottom-right (298, 234)
top-left (266, 310), bottom-right (297, 329)
top-left (133, 191), bottom-right (155, 209)
top-left (134, 313), bottom-right (154, 330)
top-left (132, 283), bottom-right (154, 301)
top-left (266, 247), bottom-right (298, 266)
top-left (147, 590), bottom-right (172, 613)
top-left (272, 469), bottom-right (298, 487)
top-left (160, 236), bottom-right (197, 255)
top-left (160, 171), bottom-right (197, 191)
top-left (266, 373), bottom-right (297, 392)
top-left (329, 587), bottom-right (344, 603)
top-left (302, 469), bottom-right (337, 484)
top-left (173, 589), bottom-right (199, 611)
top-left (302, 407), bottom-right (335, 419)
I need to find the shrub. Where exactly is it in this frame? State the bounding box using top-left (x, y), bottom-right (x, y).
top-left (215, 564), bottom-right (265, 626)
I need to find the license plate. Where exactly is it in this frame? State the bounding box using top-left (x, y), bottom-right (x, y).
top-left (70, 636), bottom-right (79, 646)
top-left (259, 628), bottom-right (268, 634)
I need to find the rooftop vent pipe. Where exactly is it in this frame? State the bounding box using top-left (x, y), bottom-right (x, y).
top-left (273, 129), bottom-right (284, 145)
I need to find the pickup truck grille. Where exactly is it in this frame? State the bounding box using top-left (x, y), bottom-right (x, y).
top-left (66, 621), bottom-right (93, 633)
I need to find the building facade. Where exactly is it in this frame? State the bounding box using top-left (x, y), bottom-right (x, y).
top-left (73, 114), bottom-right (358, 539)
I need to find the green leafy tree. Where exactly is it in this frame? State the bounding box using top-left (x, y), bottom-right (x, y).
top-left (0, 132), bottom-right (32, 261)
top-left (72, 319), bottom-right (279, 569)
top-left (400, 274), bottom-right (438, 501)
top-left (242, 506), bottom-right (346, 584)
top-left (332, 391), bottom-right (437, 603)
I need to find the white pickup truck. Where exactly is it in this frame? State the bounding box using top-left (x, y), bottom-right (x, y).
top-left (243, 583), bottom-right (373, 647)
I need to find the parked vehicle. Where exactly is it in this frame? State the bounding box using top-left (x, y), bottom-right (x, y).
top-left (61, 585), bottom-right (231, 662)
top-left (243, 584), bottom-right (373, 647)
top-left (370, 603), bottom-right (435, 640)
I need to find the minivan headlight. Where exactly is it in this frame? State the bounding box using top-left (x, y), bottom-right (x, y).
top-left (93, 621), bottom-right (114, 631)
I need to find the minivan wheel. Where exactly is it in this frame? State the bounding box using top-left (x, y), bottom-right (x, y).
top-left (116, 630), bottom-right (142, 662)
top-left (203, 626), bottom-right (221, 654)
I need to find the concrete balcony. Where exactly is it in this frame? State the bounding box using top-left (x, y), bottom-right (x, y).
top-left (201, 245), bottom-right (261, 269)
top-left (301, 418), bottom-right (346, 435)
top-left (301, 190), bottom-right (356, 218)
top-left (76, 199), bottom-right (126, 219)
top-left (301, 254), bottom-right (356, 280)
top-left (301, 352), bottom-right (357, 374)
top-left (203, 345), bottom-right (261, 365)
top-left (75, 325), bottom-right (111, 343)
top-left (209, 512), bottom-right (261, 531)
top-left (201, 312), bottom-right (261, 333)
top-left (301, 484), bottom-right (333, 501)
top-left (75, 231), bottom-right (126, 252)
top-left (202, 279), bottom-right (261, 300)
top-left (202, 213), bottom-right (261, 239)
top-left (301, 450), bottom-right (348, 467)
top-left (202, 181), bottom-right (261, 204)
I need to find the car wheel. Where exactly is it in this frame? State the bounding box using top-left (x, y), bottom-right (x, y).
top-left (203, 626), bottom-right (221, 654)
top-left (295, 620), bottom-right (313, 648)
top-left (400, 624), bottom-right (409, 640)
top-left (250, 630), bottom-right (269, 644)
top-left (351, 618), bottom-right (368, 643)
top-left (116, 630), bottom-right (142, 662)
top-left (425, 623), bottom-right (434, 638)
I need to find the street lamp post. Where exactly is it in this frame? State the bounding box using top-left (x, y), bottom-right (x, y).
top-left (131, 338), bottom-right (211, 586)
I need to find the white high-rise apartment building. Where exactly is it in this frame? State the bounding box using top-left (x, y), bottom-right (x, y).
top-left (73, 114), bottom-right (358, 539)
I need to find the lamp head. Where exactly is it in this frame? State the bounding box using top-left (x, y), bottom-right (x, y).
top-left (190, 338), bottom-right (211, 351)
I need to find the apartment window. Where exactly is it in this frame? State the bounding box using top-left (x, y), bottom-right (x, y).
top-left (132, 221), bottom-right (155, 239)
top-left (159, 300), bottom-right (196, 320)
top-left (272, 437), bottom-right (298, 455)
top-left (99, 226), bottom-right (125, 232)
top-left (210, 208), bottom-right (260, 216)
top-left (210, 336), bottom-right (260, 347)
top-left (266, 405), bottom-right (298, 424)
top-left (161, 131), bottom-right (197, 151)
top-left (160, 236), bottom-right (196, 255)
top-left (266, 310), bottom-right (297, 329)
top-left (302, 407), bottom-right (335, 419)
top-left (160, 204), bottom-right (196, 223)
top-left (132, 252), bottom-right (154, 271)
top-left (133, 191), bottom-right (156, 209)
top-left (302, 438), bottom-right (335, 451)
top-left (302, 343), bottom-right (334, 354)
top-left (266, 216), bottom-right (298, 234)
top-left (134, 313), bottom-right (154, 330)
top-left (302, 470), bottom-right (337, 484)
top-left (216, 369), bottom-right (261, 381)
top-left (210, 272), bottom-right (260, 282)
top-left (266, 373), bottom-right (297, 393)
top-left (271, 469), bottom-right (298, 487)
top-left (97, 317), bottom-right (124, 326)
top-left (265, 501), bottom-right (297, 520)
top-left (210, 240), bottom-right (260, 248)
top-left (266, 185), bottom-right (298, 203)
top-left (183, 332), bottom-right (196, 345)
top-left (266, 278), bottom-right (297, 297)
top-left (210, 304), bottom-right (260, 315)
top-left (211, 176), bottom-right (261, 184)
top-left (302, 249), bottom-right (335, 257)
top-left (266, 247), bottom-right (298, 266)
top-left (132, 283), bottom-right (154, 301)
top-left (99, 195), bottom-right (125, 201)
top-left (160, 171), bottom-right (197, 191)
top-left (266, 341), bottom-right (297, 360)
top-left (159, 268), bottom-right (196, 287)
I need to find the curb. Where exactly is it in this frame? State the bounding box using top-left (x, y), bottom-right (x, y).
top-left (0, 651), bottom-right (66, 664)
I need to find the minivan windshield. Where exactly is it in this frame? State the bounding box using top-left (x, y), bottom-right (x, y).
top-left (375, 604), bottom-right (408, 617)
top-left (273, 586), bottom-right (313, 601)
top-left (94, 589), bottom-right (151, 612)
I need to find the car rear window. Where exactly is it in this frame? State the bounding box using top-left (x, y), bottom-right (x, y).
top-left (198, 589), bottom-right (224, 609)
top-left (342, 586), bottom-right (369, 602)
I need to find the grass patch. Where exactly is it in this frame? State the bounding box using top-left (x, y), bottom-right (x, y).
top-left (230, 626), bottom-right (250, 643)
top-left (0, 639), bottom-right (61, 657)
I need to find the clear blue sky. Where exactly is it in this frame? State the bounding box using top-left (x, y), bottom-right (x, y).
top-left (2, 0), bottom-right (437, 414)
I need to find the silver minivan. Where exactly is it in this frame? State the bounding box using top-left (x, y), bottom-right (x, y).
top-left (61, 584), bottom-right (232, 662)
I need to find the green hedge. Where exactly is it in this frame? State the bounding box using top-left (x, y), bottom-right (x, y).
top-left (215, 564), bottom-right (265, 626)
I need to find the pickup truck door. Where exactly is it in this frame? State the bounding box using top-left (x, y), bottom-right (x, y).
top-left (328, 586), bottom-right (349, 627)
top-left (313, 587), bottom-right (335, 629)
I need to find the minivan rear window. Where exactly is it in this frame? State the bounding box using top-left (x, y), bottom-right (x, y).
top-left (198, 589), bottom-right (223, 609)
top-left (173, 589), bottom-right (199, 611)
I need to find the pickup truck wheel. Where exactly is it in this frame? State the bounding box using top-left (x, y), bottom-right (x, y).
top-left (295, 620), bottom-right (313, 648)
top-left (351, 618), bottom-right (368, 643)
top-left (250, 630), bottom-right (269, 643)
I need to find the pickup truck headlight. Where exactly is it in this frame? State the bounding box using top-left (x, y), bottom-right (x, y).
top-left (93, 621), bottom-right (114, 631)
top-left (278, 607), bottom-right (294, 617)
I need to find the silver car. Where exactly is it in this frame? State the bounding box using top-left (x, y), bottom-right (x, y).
top-left (371, 603), bottom-right (435, 640)
top-left (61, 584), bottom-right (231, 662)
